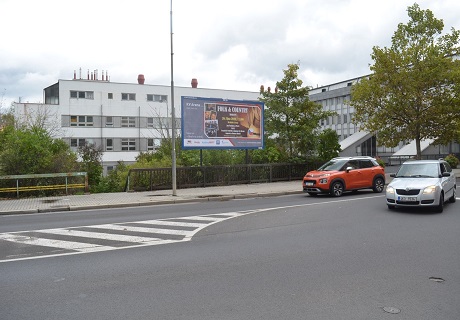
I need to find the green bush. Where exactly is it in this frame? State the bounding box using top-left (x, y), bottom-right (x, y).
top-left (445, 154), bottom-right (459, 169)
top-left (376, 157), bottom-right (386, 168)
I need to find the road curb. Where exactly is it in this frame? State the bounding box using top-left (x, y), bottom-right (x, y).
top-left (0, 189), bottom-right (309, 215)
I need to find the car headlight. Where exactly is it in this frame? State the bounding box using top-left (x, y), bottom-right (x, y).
top-left (386, 186), bottom-right (394, 194)
top-left (319, 178), bottom-right (328, 184)
top-left (423, 186), bottom-right (437, 194)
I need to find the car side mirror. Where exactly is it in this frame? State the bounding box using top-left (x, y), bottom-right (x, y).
top-left (390, 173), bottom-right (396, 177)
top-left (346, 166), bottom-right (353, 172)
top-left (442, 172), bottom-right (451, 177)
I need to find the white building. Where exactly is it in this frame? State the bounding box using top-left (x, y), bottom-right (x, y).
top-left (14, 73), bottom-right (260, 174)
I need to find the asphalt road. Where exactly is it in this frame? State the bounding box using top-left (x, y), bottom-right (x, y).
top-left (1, 191), bottom-right (459, 320)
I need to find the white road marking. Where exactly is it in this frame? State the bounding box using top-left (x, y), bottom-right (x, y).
top-left (0, 233), bottom-right (113, 251)
top-left (172, 216), bottom-right (225, 221)
top-left (0, 198), bottom-right (385, 263)
top-left (89, 224), bottom-right (191, 236)
top-left (0, 213), bottom-right (248, 262)
top-left (42, 229), bottom-right (162, 243)
top-left (138, 220), bottom-right (206, 228)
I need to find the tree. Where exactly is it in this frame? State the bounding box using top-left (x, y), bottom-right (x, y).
top-left (78, 143), bottom-right (103, 191)
top-left (0, 126), bottom-right (78, 175)
top-left (260, 63), bottom-right (335, 160)
top-left (349, 3), bottom-right (460, 159)
top-left (318, 129), bottom-right (341, 161)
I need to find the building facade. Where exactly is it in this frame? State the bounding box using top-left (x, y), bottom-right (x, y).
top-left (309, 77), bottom-right (459, 163)
top-left (14, 75), bottom-right (260, 174)
top-left (13, 73), bottom-right (459, 172)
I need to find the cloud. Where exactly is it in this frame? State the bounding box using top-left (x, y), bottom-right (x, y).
top-left (1, 0), bottom-right (459, 108)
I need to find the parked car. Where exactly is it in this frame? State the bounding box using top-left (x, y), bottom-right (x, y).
top-left (386, 159), bottom-right (456, 213)
top-left (303, 156), bottom-right (385, 197)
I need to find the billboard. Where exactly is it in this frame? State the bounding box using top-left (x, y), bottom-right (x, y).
top-left (181, 96), bottom-right (264, 150)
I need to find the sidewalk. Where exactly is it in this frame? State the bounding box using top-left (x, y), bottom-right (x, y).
top-left (0, 181), bottom-right (304, 215)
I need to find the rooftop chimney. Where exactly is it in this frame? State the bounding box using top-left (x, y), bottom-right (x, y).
top-left (138, 74), bottom-right (145, 84)
top-left (191, 78), bottom-right (198, 88)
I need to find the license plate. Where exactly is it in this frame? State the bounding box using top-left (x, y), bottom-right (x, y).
top-left (399, 196), bottom-right (417, 202)
top-left (305, 182), bottom-right (314, 186)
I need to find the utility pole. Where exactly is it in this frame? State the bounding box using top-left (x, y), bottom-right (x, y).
top-left (170, 0), bottom-right (177, 196)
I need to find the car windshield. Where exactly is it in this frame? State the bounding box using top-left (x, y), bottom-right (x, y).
top-left (317, 159), bottom-right (347, 171)
top-left (395, 163), bottom-right (439, 178)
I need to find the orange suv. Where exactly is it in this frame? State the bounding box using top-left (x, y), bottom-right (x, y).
top-left (303, 156), bottom-right (385, 197)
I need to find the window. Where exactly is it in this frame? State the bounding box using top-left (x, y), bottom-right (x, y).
top-left (121, 139), bottom-right (136, 151)
top-left (122, 93), bottom-right (136, 101)
top-left (147, 138), bottom-right (161, 151)
top-left (147, 94), bottom-right (168, 102)
top-left (359, 160), bottom-right (374, 169)
top-left (147, 117), bottom-right (154, 128)
top-left (155, 95), bottom-right (167, 102)
top-left (147, 139), bottom-right (155, 151)
top-left (70, 138), bottom-right (87, 147)
top-left (121, 117), bottom-right (136, 127)
top-left (105, 116), bottom-right (113, 127)
top-left (106, 139), bottom-right (113, 151)
top-left (343, 114), bottom-right (348, 123)
top-left (345, 160), bottom-right (359, 170)
top-left (108, 93), bottom-right (113, 99)
top-left (45, 84), bottom-right (59, 104)
top-left (442, 162), bottom-right (452, 173)
top-left (70, 115), bottom-right (93, 127)
top-left (70, 91), bottom-right (94, 99)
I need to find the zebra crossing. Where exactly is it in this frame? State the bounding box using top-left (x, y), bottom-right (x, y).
top-left (0, 210), bottom-right (260, 262)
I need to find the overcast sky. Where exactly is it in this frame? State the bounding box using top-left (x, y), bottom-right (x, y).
top-left (1, 0), bottom-right (459, 108)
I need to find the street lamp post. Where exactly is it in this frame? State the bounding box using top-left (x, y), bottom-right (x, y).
top-left (170, 0), bottom-right (177, 196)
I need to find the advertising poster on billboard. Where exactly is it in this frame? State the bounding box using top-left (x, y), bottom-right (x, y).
top-left (181, 96), bottom-right (264, 149)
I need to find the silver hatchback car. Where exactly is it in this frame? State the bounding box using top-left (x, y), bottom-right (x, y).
top-left (386, 159), bottom-right (457, 212)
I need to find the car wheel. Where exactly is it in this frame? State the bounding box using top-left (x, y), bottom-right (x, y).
top-left (435, 193), bottom-right (444, 213)
top-left (330, 181), bottom-right (344, 197)
top-left (387, 204), bottom-right (395, 210)
top-left (449, 187), bottom-right (456, 203)
top-left (372, 177), bottom-right (385, 193)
